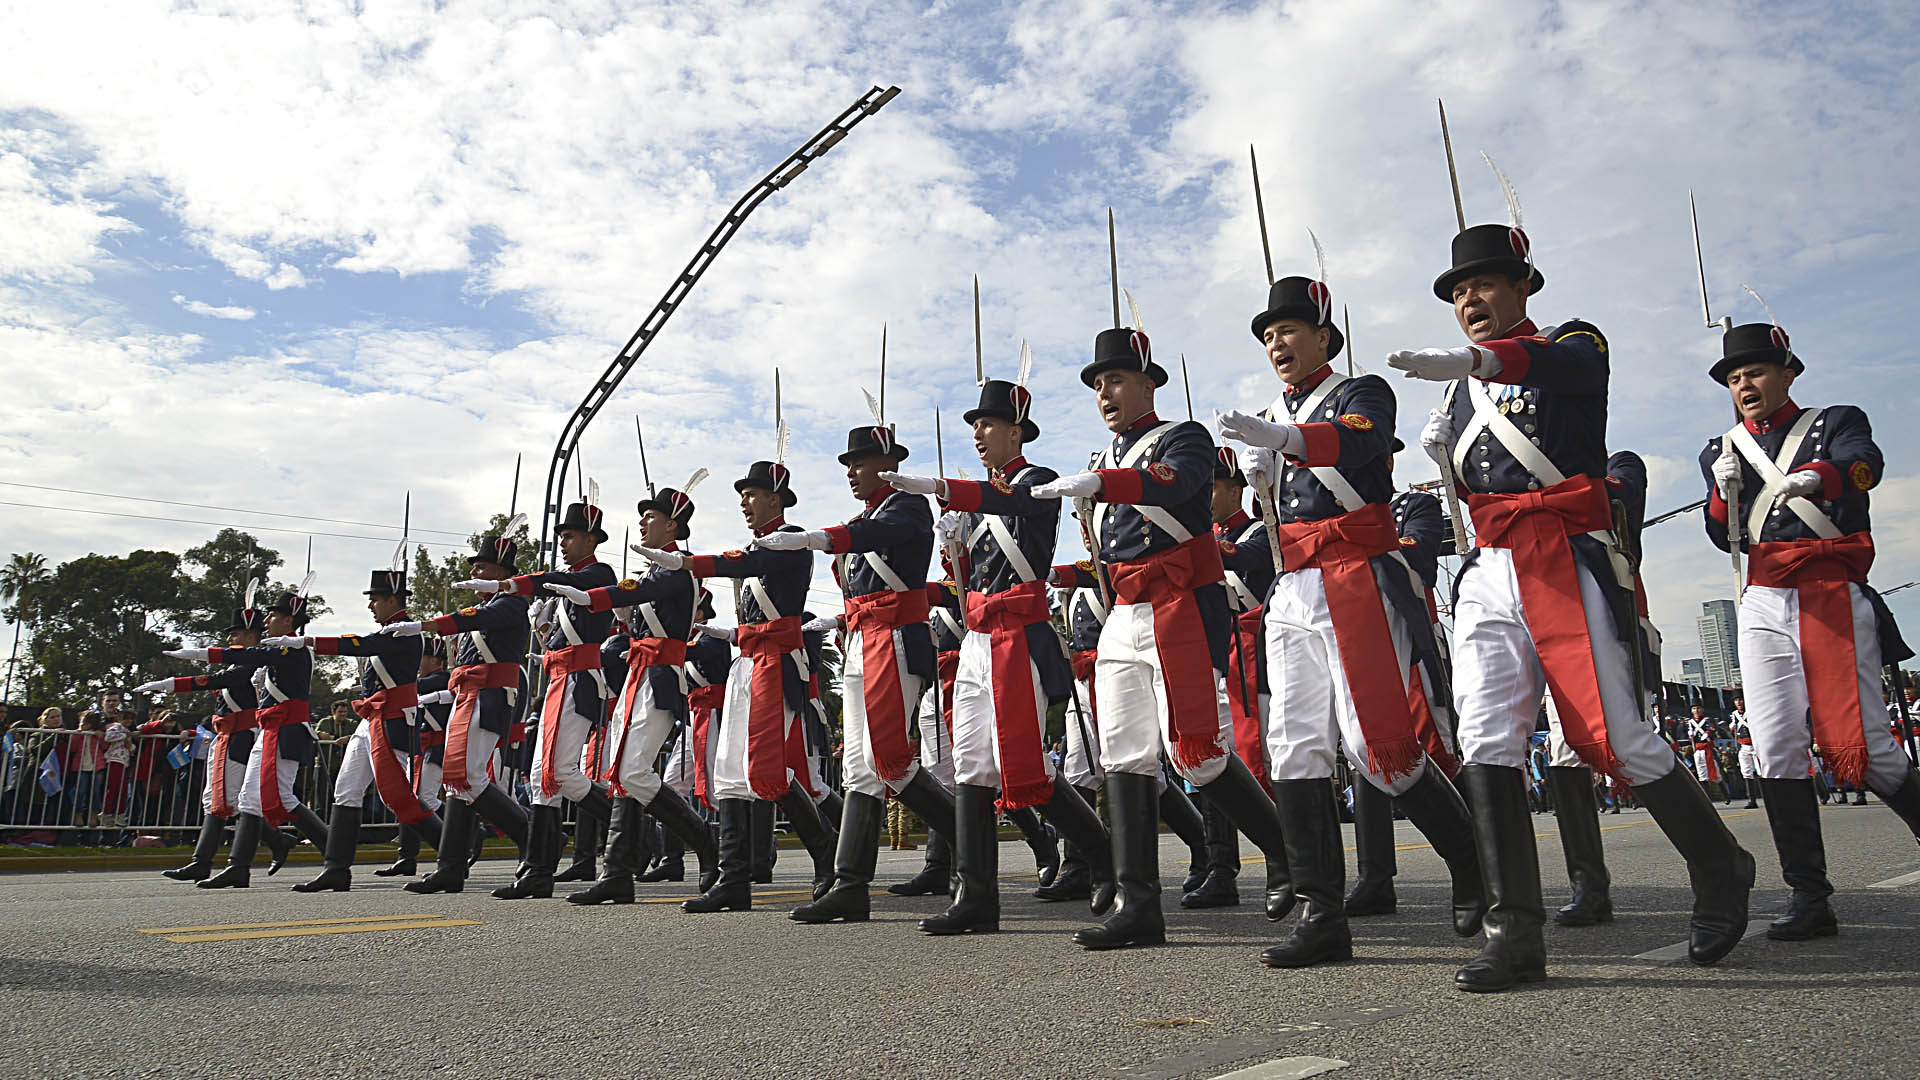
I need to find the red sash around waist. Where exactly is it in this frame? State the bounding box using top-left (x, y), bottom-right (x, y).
top-left (737, 617), bottom-right (804, 801)
top-left (1750, 531), bottom-right (1875, 785)
top-left (1106, 533), bottom-right (1227, 773)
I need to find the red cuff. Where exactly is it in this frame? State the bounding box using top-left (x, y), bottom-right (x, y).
top-left (311, 637), bottom-right (340, 656)
top-left (588, 588), bottom-right (616, 614)
top-left (942, 478), bottom-right (984, 513)
top-left (1294, 422), bottom-right (1342, 467)
top-left (505, 575), bottom-right (534, 596)
top-left (172, 677), bottom-right (197, 693)
top-left (1795, 460), bottom-right (1843, 500)
top-left (1707, 487), bottom-right (1728, 524)
top-left (1479, 340), bottom-right (1532, 383)
top-left (1096, 468), bottom-right (1144, 504)
top-left (430, 614), bottom-right (461, 635)
top-left (206, 647), bottom-right (226, 663)
top-left (824, 525), bottom-right (853, 555)
top-left (687, 555), bottom-right (721, 578)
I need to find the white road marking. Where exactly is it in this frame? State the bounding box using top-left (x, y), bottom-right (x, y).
top-left (1632, 919), bottom-right (1769, 962)
top-left (1211, 1058), bottom-right (1350, 1080)
top-left (1868, 869), bottom-right (1920, 889)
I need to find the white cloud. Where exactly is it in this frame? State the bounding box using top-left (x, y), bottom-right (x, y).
top-left (171, 293), bottom-right (256, 321)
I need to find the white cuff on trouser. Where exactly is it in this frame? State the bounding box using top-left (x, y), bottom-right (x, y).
top-left (949, 628), bottom-right (1055, 790)
top-left (1738, 581), bottom-right (1912, 792)
top-left (1094, 601), bottom-right (1233, 786)
top-left (1262, 567), bottom-right (1424, 795)
top-left (1451, 546), bottom-right (1677, 785)
top-left (840, 627), bottom-right (926, 798)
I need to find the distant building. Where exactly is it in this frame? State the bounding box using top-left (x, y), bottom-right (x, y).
top-left (1681, 658), bottom-right (1707, 688)
top-left (1696, 599), bottom-right (1741, 688)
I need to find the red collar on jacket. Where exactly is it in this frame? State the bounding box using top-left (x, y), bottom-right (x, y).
top-left (1745, 398), bottom-right (1801, 435)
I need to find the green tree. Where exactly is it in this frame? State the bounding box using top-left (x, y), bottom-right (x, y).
top-left (24, 550), bottom-right (182, 704)
top-left (2, 552), bottom-right (50, 703)
top-left (406, 514), bottom-right (533, 619)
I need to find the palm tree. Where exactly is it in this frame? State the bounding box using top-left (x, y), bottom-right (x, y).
top-left (1, 552), bottom-right (49, 704)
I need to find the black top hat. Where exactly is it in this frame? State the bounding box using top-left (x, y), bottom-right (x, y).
top-left (266, 591), bottom-right (312, 628)
top-left (225, 606), bottom-right (264, 633)
top-left (696, 588), bottom-right (716, 621)
top-left (469, 534), bottom-right (520, 571)
top-left (1249, 275), bottom-right (1344, 360)
top-left (557, 502), bottom-right (609, 544)
top-left (735, 460), bottom-right (798, 507)
top-left (635, 487), bottom-right (698, 541)
top-left (837, 425), bottom-right (911, 466)
top-left (364, 569), bottom-right (408, 597)
top-left (963, 379), bottom-right (1040, 443)
top-left (1080, 327), bottom-right (1167, 388)
top-left (421, 635), bottom-right (448, 662)
top-left (1213, 446), bottom-right (1246, 486)
top-left (1711, 322), bottom-right (1804, 385)
top-left (1433, 223), bottom-right (1546, 301)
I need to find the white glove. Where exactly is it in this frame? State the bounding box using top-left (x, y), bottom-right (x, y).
top-left (1241, 445), bottom-right (1278, 493)
top-left (454, 577), bottom-right (504, 593)
top-left (1419, 408), bottom-right (1455, 462)
top-left (133, 678), bottom-right (173, 695)
top-left (880, 471), bottom-right (943, 498)
top-left (694, 622), bottom-right (736, 643)
top-left (418, 689), bottom-right (455, 706)
top-left (935, 511), bottom-right (967, 547)
top-left (384, 621), bottom-right (424, 637)
top-left (1780, 469), bottom-right (1824, 500)
top-left (1217, 409), bottom-right (1304, 455)
top-left (261, 635), bottom-right (309, 649)
top-left (1711, 445), bottom-right (1742, 501)
top-left (755, 530), bottom-right (830, 551)
top-left (531, 598), bottom-right (558, 628)
top-left (163, 648), bottom-right (209, 662)
top-left (1030, 472), bottom-right (1103, 500)
top-left (544, 582), bottom-right (591, 604)
top-left (802, 615), bottom-right (842, 633)
top-left (631, 544), bottom-right (686, 570)
top-left (1387, 345), bottom-right (1491, 382)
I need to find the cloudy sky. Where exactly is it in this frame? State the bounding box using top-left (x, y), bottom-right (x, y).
top-left (4, 0), bottom-right (1917, 675)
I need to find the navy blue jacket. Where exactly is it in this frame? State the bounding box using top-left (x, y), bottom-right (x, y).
top-left (826, 487), bottom-right (935, 680)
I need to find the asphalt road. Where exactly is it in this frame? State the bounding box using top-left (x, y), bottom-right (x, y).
top-left (3, 800), bottom-right (1917, 1080)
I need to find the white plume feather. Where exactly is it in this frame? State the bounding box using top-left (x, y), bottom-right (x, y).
top-left (1016, 339), bottom-right (1032, 388)
top-left (586, 477), bottom-right (600, 511)
top-left (775, 418), bottom-right (790, 465)
top-left (682, 467), bottom-right (709, 495)
top-left (296, 571), bottom-right (316, 599)
top-left (501, 512), bottom-right (528, 538)
top-left (243, 577), bottom-right (260, 609)
top-left (862, 387), bottom-right (883, 425)
top-left (1309, 228), bottom-right (1327, 284)
top-left (1481, 152), bottom-right (1523, 229)
top-left (1123, 288), bottom-right (1144, 332)
top-left (1740, 283), bottom-right (1781, 327)
top-left (391, 540), bottom-right (407, 573)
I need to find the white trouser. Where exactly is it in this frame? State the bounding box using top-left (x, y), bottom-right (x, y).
top-left (530, 675), bottom-right (597, 807)
top-left (414, 758), bottom-right (443, 812)
top-left (332, 719), bottom-right (414, 810)
top-left (841, 627), bottom-right (926, 798)
top-left (1094, 600), bottom-right (1234, 785)
top-left (951, 627), bottom-right (1055, 789)
top-left (236, 735), bottom-right (302, 817)
top-left (447, 727), bottom-right (503, 803)
top-left (1264, 566), bottom-right (1426, 795)
top-left (1543, 696), bottom-right (1584, 769)
top-left (915, 684), bottom-right (956, 790)
top-left (1738, 582), bottom-right (1911, 792)
top-left (662, 729), bottom-right (696, 797)
top-left (203, 754), bottom-right (245, 815)
top-left (610, 677), bottom-right (677, 805)
top-left (1693, 748), bottom-right (1716, 783)
top-left (1063, 678), bottom-right (1102, 789)
top-left (1453, 547), bottom-right (1677, 786)
top-left (1738, 745), bottom-right (1759, 779)
top-left (711, 654), bottom-right (795, 802)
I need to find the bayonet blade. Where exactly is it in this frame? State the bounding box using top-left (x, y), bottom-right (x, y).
top-left (1250, 144), bottom-right (1274, 284)
top-left (509, 452), bottom-right (521, 518)
top-left (1439, 98), bottom-right (1466, 231)
top-left (972, 276), bottom-right (984, 387)
top-left (1180, 353), bottom-right (1194, 420)
top-left (1107, 208), bottom-right (1121, 328)
top-left (635, 416), bottom-right (654, 498)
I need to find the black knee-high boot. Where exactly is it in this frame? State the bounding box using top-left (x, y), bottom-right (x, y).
top-left (292, 805), bottom-right (358, 893)
top-left (198, 813), bottom-right (262, 889)
top-left (1259, 779), bottom-right (1350, 968)
top-left (568, 796), bottom-right (649, 905)
top-left (920, 784), bottom-right (1000, 935)
top-left (408, 797), bottom-right (474, 894)
top-left (1197, 754), bottom-right (1294, 922)
top-left (1345, 775), bottom-right (1396, 915)
top-left (1635, 764), bottom-right (1756, 966)
top-left (1452, 765), bottom-right (1546, 992)
top-left (1394, 765), bottom-right (1487, 936)
top-left (1546, 765), bottom-right (1613, 926)
top-left (751, 799), bottom-right (776, 884)
top-left (166, 814), bottom-right (227, 882)
top-left (778, 783), bottom-right (839, 901)
top-left (790, 791), bottom-right (885, 923)
top-left (1072, 772), bottom-right (1164, 950)
top-left (645, 785), bottom-right (717, 887)
top-left (492, 804), bottom-right (562, 900)
top-left (1037, 776), bottom-right (1115, 915)
top-left (683, 798), bottom-right (753, 912)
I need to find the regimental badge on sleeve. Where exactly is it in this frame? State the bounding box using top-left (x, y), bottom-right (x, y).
top-left (1076, 558), bottom-right (1094, 572)
top-left (1218, 539), bottom-right (1238, 557)
top-left (991, 474), bottom-right (1014, 495)
top-left (194, 674), bottom-right (211, 689)
top-left (1336, 414), bottom-right (1373, 431)
top-left (619, 577), bottom-right (639, 590)
top-left (1399, 536), bottom-right (1418, 547)
top-left (459, 606), bottom-right (479, 617)
top-left (722, 550), bottom-right (746, 561)
top-left (1147, 461), bottom-right (1177, 485)
top-left (1851, 461), bottom-right (1875, 491)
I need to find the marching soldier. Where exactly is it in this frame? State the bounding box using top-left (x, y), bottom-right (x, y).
top-left (452, 499), bottom-right (617, 900)
top-left (548, 482), bottom-right (722, 904)
top-left (170, 587), bottom-right (329, 889)
top-left (1392, 213), bottom-right (1755, 989)
top-left (1700, 312), bottom-right (1920, 939)
top-left (135, 586), bottom-right (294, 881)
top-left (758, 423), bottom-right (958, 924)
top-left (1687, 704), bottom-right (1725, 801)
top-left (1026, 326), bottom-right (1290, 951)
top-left (1731, 698), bottom-right (1759, 808)
top-left (880, 377), bottom-right (1114, 936)
top-left (644, 594), bottom-right (727, 888)
top-left (1220, 270), bottom-right (1482, 969)
top-left (633, 459), bottom-right (839, 911)
top-left (264, 561), bottom-right (443, 893)
top-left (404, 530), bottom-right (533, 895)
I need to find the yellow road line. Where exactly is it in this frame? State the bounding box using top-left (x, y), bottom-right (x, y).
top-left (138, 913), bottom-right (448, 935)
top-left (639, 888), bottom-right (820, 905)
top-left (163, 919), bottom-right (480, 943)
